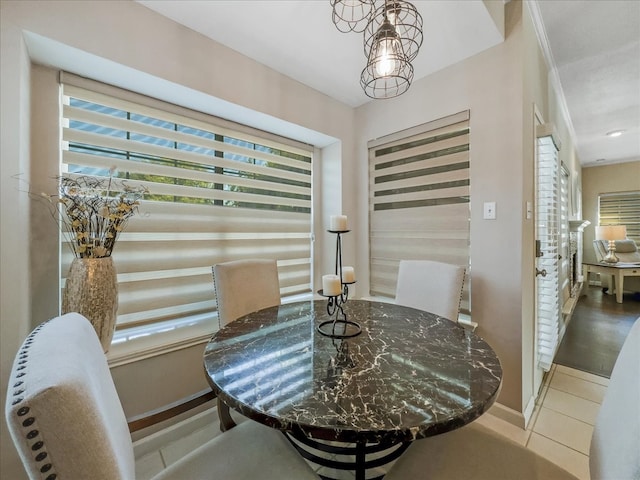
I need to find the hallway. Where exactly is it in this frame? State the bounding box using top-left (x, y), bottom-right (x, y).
top-left (555, 285), bottom-right (640, 377)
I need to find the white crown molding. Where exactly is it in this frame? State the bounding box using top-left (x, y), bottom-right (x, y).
top-left (525, 0), bottom-right (578, 159)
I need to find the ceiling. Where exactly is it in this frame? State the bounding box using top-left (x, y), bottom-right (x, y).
top-left (137, 0), bottom-right (639, 167)
top-left (536, 0), bottom-right (640, 167)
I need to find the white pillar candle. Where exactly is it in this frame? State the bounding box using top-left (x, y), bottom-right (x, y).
top-left (330, 215), bottom-right (348, 231)
top-left (322, 274), bottom-right (342, 296)
top-left (341, 266), bottom-right (355, 283)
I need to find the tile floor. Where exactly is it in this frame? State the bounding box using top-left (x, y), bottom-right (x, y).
top-left (477, 363), bottom-right (606, 480)
top-left (135, 363), bottom-right (605, 479)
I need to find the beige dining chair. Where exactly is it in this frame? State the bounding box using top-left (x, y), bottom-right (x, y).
top-left (212, 258), bottom-right (281, 328)
top-left (211, 258), bottom-right (282, 430)
top-left (395, 259), bottom-right (466, 323)
top-left (5, 313), bottom-right (318, 480)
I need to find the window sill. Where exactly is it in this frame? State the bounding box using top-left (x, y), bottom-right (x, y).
top-left (107, 293), bottom-right (314, 368)
top-left (107, 313), bottom-right (216, 368)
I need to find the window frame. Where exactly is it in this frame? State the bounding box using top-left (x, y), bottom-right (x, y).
top-left (598, 190), bottom-right (640, 245)
top-left (367, 110), bottom-right (471, 320)
top-left (59, 73), bottom-right (315, 364)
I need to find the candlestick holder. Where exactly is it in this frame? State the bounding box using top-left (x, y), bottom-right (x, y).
top-left (317, 230), bottom-right (362, 338)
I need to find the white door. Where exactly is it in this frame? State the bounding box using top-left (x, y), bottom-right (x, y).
top-left (534, 124), bottom-right (561, 395)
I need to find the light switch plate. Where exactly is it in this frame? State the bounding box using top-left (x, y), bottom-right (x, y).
top-left (483, 201), bottom-right (496, 220)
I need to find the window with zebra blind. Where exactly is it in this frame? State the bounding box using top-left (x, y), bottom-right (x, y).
top-left (598, 191), bottom-right (640, 245)
top-left (60, 73), bottom-right (313, 342)
top-left (368, 110), bottom-right (470, 318)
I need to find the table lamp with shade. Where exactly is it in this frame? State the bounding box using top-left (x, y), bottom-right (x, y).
top-left (595, 225), bottom-right (627, 263)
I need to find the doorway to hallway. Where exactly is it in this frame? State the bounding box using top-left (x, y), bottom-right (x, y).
top-left (554, 286), bottom-right (640, 378)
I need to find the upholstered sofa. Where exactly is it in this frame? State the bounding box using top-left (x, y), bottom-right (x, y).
top-left (588, 316), bottom-right (640, 479)
top-left (593, 239), bottom-right (640, 294)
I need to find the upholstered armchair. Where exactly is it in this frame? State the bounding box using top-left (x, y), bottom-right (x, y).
top-left (593, 239), bottom-right (640, 294)
top-left (5, 313), bottom-right (318, 480)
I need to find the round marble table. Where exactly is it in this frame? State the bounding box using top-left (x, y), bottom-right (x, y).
top-left (204, 300), bottom-right (502, 479)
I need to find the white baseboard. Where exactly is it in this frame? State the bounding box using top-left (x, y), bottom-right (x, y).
top-left (523, 395), bottom-right (536, 428)
top-left (487, 401), bottom-right (532, 429)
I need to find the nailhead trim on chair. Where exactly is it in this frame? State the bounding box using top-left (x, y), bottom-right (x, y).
top-left (211, 266), bottom-right (222, 329)
top-left (9, 321), bottom-right (57, 480)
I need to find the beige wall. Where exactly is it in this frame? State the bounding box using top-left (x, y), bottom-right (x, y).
top-left (1, 2), bottom-right (353, 477)
top-left (356, 0), bottom-right (579, 419)
top-left (357, 2), bottom-right (526, 412)
top-left (582, 161), bottom-right (640, 265)
top-left (522, 1), bottom-right (583, 398)
top-left (1, 0), bottom-right (579, 477)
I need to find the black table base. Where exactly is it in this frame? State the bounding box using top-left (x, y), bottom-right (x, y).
top-left (285, 431), bottom-right (410, 480)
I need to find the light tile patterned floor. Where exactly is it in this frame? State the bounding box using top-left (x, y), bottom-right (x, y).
top-left (135, 364), bottom-right (605, 479)
top-left (525, 364), bottom-right (606, 480)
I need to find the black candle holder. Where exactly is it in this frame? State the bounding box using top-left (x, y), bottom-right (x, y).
top-left (317, 230), bottom-right (362, 338)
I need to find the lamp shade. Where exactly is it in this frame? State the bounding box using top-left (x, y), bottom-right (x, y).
top-left (595, 225), bottom-right (627, 241)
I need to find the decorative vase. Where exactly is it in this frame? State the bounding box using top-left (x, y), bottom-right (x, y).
top-left (62, 257), bottom-right (118, 353)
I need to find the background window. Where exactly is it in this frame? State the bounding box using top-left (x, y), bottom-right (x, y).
top-left (598, 191), bottom-right (640, 244)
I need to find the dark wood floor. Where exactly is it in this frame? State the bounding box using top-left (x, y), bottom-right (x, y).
top-left (554, 285), bottom-right (640, 378)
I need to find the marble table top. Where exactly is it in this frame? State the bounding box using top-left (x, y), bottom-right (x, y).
top-left (204, 299), bottom-right (502, 444)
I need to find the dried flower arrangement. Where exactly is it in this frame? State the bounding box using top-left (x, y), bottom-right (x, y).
top-left (42, 171), bottom-right (148, 258)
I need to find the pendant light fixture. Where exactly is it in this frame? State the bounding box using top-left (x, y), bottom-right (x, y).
top-left (364, 0), bottom-right (423, 62)
top-left (360, 0), bottom-right (419, 99)
top-left (330, 0), bottom-right (422, 99)
top-left (330, 0), bottom-right (376, 33)
top-left (360, 17), bottom-right (414, 98)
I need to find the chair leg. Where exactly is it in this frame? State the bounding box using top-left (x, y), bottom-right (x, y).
top-left (217, 397), bottom-right (237, 432)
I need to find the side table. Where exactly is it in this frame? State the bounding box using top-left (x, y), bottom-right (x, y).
top-left (582, 263), bottom-right (640, 303)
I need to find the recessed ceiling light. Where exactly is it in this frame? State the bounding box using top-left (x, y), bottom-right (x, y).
top-left (606, 130), bottom-right (625, 137)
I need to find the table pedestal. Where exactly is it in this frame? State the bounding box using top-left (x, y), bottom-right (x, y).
top-left (285, 431), bottom-right (410, 480)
